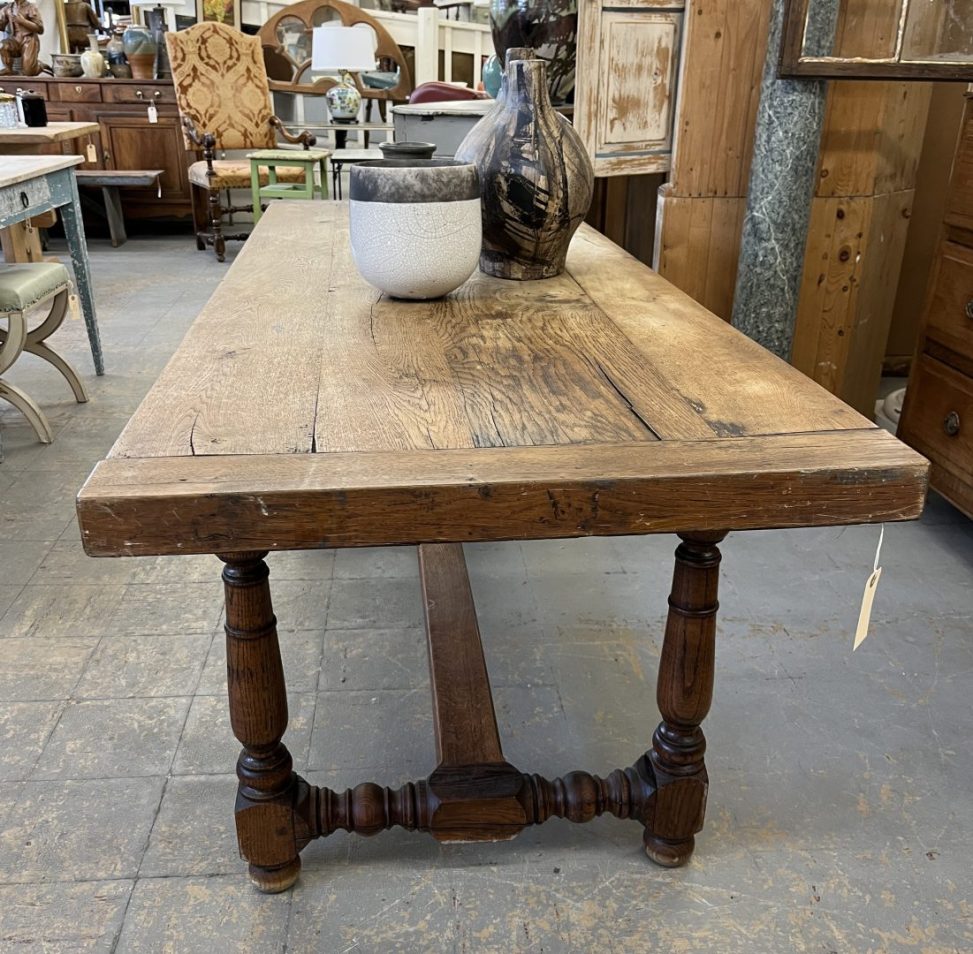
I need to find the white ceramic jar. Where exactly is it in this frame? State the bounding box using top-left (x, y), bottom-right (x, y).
top-left (349, 160), bottom-right (481, 300)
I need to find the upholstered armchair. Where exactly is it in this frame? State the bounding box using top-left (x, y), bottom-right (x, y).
top-left (166, 22), bottom-right (317, 262)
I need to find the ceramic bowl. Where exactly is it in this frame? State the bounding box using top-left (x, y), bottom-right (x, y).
top-left (378, 141), bottom-right (437, 160)
top-left (51, 53), bottom-right (83, 78)
top-left (349, 159), bottom-right (481, 300)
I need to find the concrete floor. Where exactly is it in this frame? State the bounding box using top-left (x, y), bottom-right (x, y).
top-left (0, 233), bottom-right (971, 953)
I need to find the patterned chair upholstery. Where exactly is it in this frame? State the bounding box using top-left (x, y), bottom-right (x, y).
top-left (167, 22), bottom-right (316, 261)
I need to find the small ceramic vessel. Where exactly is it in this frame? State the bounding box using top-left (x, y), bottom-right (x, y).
top-left (349, 159), bottom-right (481, 300)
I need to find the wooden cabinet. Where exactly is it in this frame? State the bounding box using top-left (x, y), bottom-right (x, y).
top-left (99, 113), bottom-right (191, 218)
top-left (574, 0), bottom-right (683, 177)
top-left (899, 94), bottom-right (973, 517)
top-left (0, 76), bottom-right (193, 220)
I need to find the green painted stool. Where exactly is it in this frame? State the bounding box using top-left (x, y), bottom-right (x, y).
top-left (248, 149), bottom-right (331, 223)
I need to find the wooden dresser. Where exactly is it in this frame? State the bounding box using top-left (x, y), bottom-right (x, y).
top-left (0, 76), bottom-right (192, 220)
top-left (899, 92), bottom-right (973, 518)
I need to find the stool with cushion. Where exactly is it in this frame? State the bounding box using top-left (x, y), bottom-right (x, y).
top-left (0, 263), bottom-right (88, 444)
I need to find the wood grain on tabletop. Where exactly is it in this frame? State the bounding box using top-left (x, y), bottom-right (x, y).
top-left (109, 202), bottom-right (873, 460)
top-left (81, 201), bottom-right (928, 556)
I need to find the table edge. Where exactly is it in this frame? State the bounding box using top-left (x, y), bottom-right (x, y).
top-left (78, 429), bottom-right (929, 556)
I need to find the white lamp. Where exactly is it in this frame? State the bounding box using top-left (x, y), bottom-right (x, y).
top-left (311, 26), bottom-right (377, 122)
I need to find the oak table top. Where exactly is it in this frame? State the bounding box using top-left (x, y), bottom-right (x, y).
top-left (75, 200), bottom-right (929, 892)
top-left (0, 121), bottom-right (100, 148)
top-left (78, 200), bottom-right (927, 557)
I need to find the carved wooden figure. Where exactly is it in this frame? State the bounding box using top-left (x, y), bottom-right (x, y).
top-left (0, 0), bottom-right (44, 76)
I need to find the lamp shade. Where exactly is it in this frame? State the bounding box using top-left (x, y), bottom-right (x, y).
top-left (311, 26), bottom-right (377, 72)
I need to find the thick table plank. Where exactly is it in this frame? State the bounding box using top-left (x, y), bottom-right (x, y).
top-left (79, 430), bottom-right (926, 556)
top-left (82, 201), bottom-right (927, 556)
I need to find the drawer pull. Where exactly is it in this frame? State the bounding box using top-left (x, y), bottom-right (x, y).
top-left (75, 85), bottom-right (82, 93)
top-left (965, 299), bottom-right (973, 321)
top-left (153, 89), bottom-right (162, 98)
top-left (19, 190), bottom-right (28, 208)
top-left (944, 411), bottom-right (961, 437)
top-left (135, 89), bottom-right (143, 99)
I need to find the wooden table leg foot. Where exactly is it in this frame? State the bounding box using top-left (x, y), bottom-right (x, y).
top-left (248, 857), bottom-right (302, 894)
top-left (219, 551), bottom-right (302, 892)
top-left (642, 531), bottom-right (727, 867)
top-left (643, 832), bottom-right (694, 868)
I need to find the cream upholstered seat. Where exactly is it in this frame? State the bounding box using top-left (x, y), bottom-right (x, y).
top-left (187, 160), bottom-right (307, 190)
top-left (0, 264), bottom-right (88, 444)
top-left (166, 22), bottom-right (316, 262)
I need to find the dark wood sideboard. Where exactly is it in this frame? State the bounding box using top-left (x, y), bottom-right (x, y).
top-left (0, 76), bottom-right (192, 220)
top-left (899, 92), bottom-right (973, 518)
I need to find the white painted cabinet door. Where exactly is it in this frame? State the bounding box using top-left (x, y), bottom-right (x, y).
top-left (575, 0), bottom-right (683, 177)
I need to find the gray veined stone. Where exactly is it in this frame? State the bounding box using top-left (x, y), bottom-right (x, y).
top-left (731, 0), bottom-right (838, 359)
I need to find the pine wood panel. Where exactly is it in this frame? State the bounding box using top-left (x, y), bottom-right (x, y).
top-left (816, 80), bottom-right (931, 199)
top-left (667, 0), bottom-right (770, 197)
top-left (653, 188), bottom-right (745, 320)
top-left (886, 83), bottom-right (967, 371)
top-left (831, 0), bottom-right (901, 59)
top-left (792, 190), bottom-right (914, 413)
top-left (944, 108), bottom-right (973, 232)
top-left (654, 0), bottom-right (770, 318)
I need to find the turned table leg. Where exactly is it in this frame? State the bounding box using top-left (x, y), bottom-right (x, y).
top-left (219, 552), bottom-right (301, 893)
top-left (644, 531), bottom-right (727, 867)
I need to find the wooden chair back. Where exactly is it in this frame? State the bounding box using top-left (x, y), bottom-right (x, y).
top-left (166, 22), bottom-right (278, 151)
top-left (258, 0), bottom-right (413, 101)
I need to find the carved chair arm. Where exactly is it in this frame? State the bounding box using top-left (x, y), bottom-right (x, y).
top-left (270, 115), bottom-right (317, 150)
top-left (182, 116), bottom-right (218, 173)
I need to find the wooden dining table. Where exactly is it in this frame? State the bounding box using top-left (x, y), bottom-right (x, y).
top-left (77, 202), bottom-right (928, 893)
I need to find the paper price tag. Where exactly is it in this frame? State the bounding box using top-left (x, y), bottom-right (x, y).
top-left (85, 143), bottom-right (96, 163)
top-left (147, 104), bottom-right (158, 124)
top-left (68, 292), bottom-right (80, 322)
top-left (853, 525), bottom-right (884, 651)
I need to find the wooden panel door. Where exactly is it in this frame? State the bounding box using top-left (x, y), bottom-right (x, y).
top-left (99, 111), bottom-right (193, 217)
top-left (575, 0), bottom-right (683, 177)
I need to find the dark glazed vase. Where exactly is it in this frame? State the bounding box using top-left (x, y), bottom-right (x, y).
top-left (490, 0), bottom-right (577, 105)
top-left (454, 56), bottom-right (593, 281)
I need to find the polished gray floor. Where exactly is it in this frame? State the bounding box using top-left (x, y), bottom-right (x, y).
top-left (0, 234), bottom-right (971, 953)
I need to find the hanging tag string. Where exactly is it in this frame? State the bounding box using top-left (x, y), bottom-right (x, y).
top-left (853, 524), bottom-right (885, 652)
